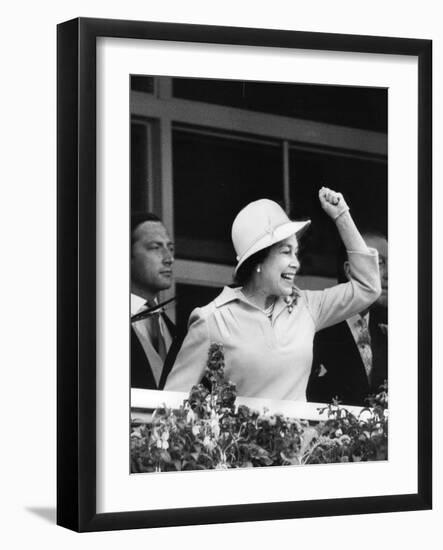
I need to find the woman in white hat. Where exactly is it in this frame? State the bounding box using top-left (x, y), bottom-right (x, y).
top-left (164, 187), bottom-right (381, 402)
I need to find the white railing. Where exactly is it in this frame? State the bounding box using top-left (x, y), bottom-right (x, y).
top-left (131, 388), bottom-right (366, 424)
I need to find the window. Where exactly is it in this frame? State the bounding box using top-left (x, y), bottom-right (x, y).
top-left (173, 78), bottom-right (387, 131)
top-left (131, 75), bottom-right (155, 94)
top-left (288, 147), bottom-right (387, 277)
top-left (173, 126), bottom-right (284, 264)
top-left (131, 76), bottom-right (387, 325)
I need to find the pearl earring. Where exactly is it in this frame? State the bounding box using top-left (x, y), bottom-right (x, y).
top-left (257, 266), bottom-right (261, 273)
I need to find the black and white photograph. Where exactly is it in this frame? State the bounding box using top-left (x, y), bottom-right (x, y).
top-left (54, 14), bottom-right (432, 534)
top-left (129, 75), bottom-right (389, 473)
top-left (1, 0), bottom-right (440, 545)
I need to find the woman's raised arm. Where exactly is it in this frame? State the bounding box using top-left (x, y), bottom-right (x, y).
top-left (318, 186), bottom-right (368, 253)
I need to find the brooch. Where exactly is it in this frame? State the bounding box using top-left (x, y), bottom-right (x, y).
top-left (284, 288), bottom-right (300, 313)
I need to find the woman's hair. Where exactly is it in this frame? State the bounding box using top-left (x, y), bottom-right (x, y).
top-left (233, 247), bottom-right (271, 287)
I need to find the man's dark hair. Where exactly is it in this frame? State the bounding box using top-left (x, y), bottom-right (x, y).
top-left (336, 229), bottom-right (387, 283)
top-left (233, 247), bottom-right (271, 287)
top-left (131, 211), bottom-right (162, 235)
top-left (131, 212), bottom-right (162, 247)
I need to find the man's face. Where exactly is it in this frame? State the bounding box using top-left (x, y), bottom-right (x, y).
top-left (364, 234), bottom-right (388, 308)
top-left (131, 221), bottom-right (174, 299)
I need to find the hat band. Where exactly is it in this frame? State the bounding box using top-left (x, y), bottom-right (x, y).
top-left (236, 220), bottom-right (292, 262)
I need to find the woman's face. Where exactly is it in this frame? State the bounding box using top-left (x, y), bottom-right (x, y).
top-left (259, 234), bottom-right (300, 298)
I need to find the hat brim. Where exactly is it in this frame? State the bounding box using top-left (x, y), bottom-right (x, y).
top-left (234, 219), bottom-right (311, 274)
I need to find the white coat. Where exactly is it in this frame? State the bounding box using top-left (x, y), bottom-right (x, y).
top-left (165, 249), bottom-right (381, 401)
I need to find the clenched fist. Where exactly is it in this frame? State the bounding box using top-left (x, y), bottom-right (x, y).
top-left (318, 187), bottom-right (349, 220)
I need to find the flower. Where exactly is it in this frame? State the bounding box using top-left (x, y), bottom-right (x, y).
top-left (210, 413), bottom-right (221, 439)
top-left (130, 429), bottom-right (142, 439)
top-left (192, 425), bottom-right (200, 436)
top-left (131, 343), bottom-right (388, 473)
top-left (203, 435), bottom-right (216, 451)
top-left (187, 409), bottom-right (196, 423)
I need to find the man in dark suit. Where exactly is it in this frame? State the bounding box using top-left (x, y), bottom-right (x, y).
top-left (131, 212), bottom-right (178, 389)
top-left (307, 232), bottom-right (388, 406)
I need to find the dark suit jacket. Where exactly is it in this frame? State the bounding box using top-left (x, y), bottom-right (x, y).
top-left (307, 307), bottom-right (388, 406)
top-left (131, 313), bottom-right (183, 390)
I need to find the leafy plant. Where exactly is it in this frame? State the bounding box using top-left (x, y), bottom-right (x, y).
top-left (131, 344), bottom-right (388, 473)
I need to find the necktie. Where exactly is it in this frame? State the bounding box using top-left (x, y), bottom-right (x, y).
top-left (145, 301), bottom-right (167, 360)
top-left (356, 316), bottom-right (373, 381)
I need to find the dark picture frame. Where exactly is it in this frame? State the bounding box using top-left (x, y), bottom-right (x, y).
top-left (57, 17), bottom-right (432, 532)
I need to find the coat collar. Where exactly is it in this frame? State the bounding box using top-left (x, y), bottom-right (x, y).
top-left (214, 285), bottom-right (301, 318)
top-left (214, 286), bottom-right (244, 308)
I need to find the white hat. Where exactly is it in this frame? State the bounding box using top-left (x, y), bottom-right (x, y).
top-left (232, 199), bottom-right (311, 274)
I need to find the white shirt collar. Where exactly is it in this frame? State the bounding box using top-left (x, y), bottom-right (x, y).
top-left (131, 293), bottom-right (156, 316)
top-left (347, 311), bottom-right (370, 329)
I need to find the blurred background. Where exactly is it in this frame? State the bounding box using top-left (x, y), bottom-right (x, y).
top-left (131, 76), bottom-right (387, 332)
